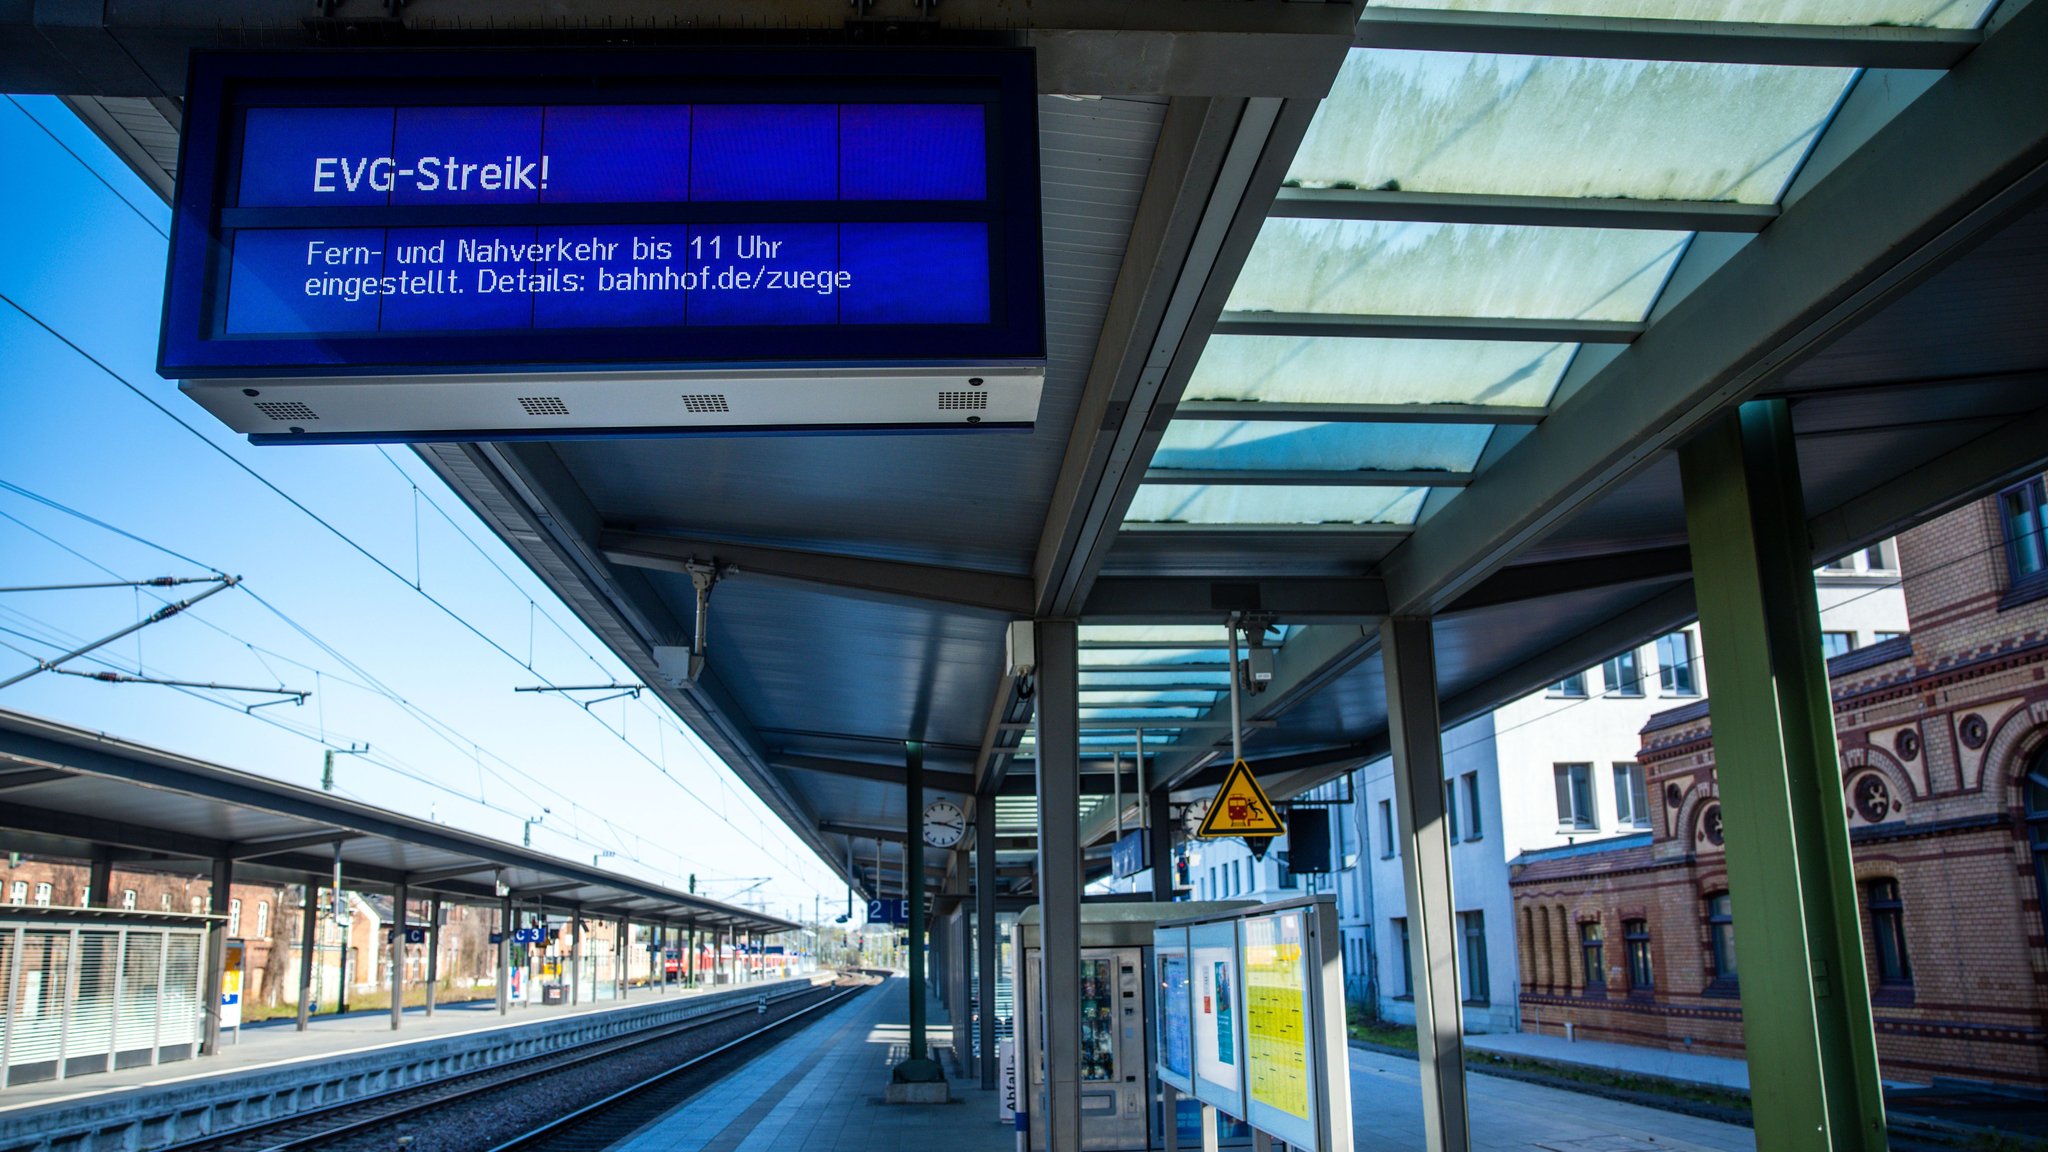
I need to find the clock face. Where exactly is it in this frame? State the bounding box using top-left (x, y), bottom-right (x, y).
top-left (922, 800), bottom-right (966, 848)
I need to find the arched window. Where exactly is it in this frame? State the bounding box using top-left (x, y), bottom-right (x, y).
top-left (2027, 745), bottom-right (2048, 942)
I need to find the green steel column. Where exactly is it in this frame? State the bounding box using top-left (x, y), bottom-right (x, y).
top-left (1678, 400), bottom-right (1886, 1152)
top-left (896, 740), bottom-right (944, 1082)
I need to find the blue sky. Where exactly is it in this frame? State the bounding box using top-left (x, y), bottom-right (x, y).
top-left (0, 95), bottom-right (847, 925)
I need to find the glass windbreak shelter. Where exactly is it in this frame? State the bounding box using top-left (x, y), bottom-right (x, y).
top-left (1, 917), bottom-right (207, 1086)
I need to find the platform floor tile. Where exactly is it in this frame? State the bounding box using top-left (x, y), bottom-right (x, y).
top-left (616, 978), bottom-right (1012, 1152)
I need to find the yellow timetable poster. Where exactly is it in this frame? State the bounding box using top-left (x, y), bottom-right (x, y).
top-left (1242, 912), bottom-right (1310, 1120)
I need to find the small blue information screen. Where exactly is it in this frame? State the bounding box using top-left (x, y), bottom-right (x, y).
top-left (160, 50), bottom-right (1042, 378)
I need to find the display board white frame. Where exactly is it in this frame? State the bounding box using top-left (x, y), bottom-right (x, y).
top-left (1239, 909), bottom-right (1318, 1149)
top-left (1152, 925), bottom-right (1193, 1094)
top-left (1155, 897), bottom-right (1352, 1152)
top-left (1187, 919), bottom-right (1247, 1117)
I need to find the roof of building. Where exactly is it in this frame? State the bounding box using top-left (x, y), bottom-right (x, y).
top-left (1828, 633), bottom-right (1915, 678)
top-left (1509, 832), bottom-right (1657, 883)
top-left (0, 708), bottom-right (797, 934)
top-left (1642, 699), bottom-right (1713, 736)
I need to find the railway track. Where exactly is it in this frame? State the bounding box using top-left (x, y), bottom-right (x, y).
top-left (158, 978), bottom-right (869, 1152)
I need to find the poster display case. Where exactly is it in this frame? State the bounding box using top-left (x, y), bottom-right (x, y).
top-left (1152, 897), bottom-right (1352, 1152)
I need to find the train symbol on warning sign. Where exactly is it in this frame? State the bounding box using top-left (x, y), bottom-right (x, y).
top-left (1196, 760), bottom-right (1285, 840)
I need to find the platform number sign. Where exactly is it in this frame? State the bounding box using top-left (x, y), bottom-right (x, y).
top-left (867, 898), bottom-right (912, 926)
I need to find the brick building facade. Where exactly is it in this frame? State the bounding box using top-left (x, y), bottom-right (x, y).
top-left (1508, 492), bottom-right (2048, 1088)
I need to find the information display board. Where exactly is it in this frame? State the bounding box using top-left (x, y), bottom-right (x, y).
top-left (161, 48), bottom-right (1044, 440)
top-left (1153, 926), bottom-right (1193, 1094)
top-left (1188, 919), bottom-right (1246, 1117)
top-left (1241, 909), bottom-right (1319, 1149)
top-left (1154, 898), bottom-right (1352, 1152)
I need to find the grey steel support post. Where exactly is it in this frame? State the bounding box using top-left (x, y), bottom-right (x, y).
top-left (687, 923), bottom-right (697, 988)
top-left (618, 916), bottom-right (629, 999)
top-left (951, 899), bottom-right (971, 1073)
top-left (1149, 782), bottom-right (1174, 896)
top-left (1035, 618), bottom-right (1083, 1152)
top-left (1680, 402), bottom-right (1887, 1152)
top-left (975, 796), bottom-right (998, 1088)
top-left (87, 850), bottom-right (113, 909)
top-left (895, 741), bottom-right (945, 1082)
top-left (389, 881), bottom-right (407, 1031)
top-left (200, 856), bottom-right (233, 1055)
top-left (425, 894), bottom-right (441, 1017)
top-left (1381, 616), bottom-right (1469, 1152)
top-left (297, 880), bottom-right (319, 1031)
top-left (659, 921), bottom-right (668, 995)
top-left (497, 894), bottom-right (511, 1016)
top-left (570, 907), bottom-right (583, 1005)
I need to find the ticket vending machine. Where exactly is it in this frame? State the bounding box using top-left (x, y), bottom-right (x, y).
top-left (1014, 902), bottom-right (1254, 1151)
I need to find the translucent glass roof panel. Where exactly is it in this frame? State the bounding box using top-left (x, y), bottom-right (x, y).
top-left (1290, 51), bottom-right (1853, 202)
top-left (1152, 421), bottom-right (1490, 474)
top-left (1184, 336), bottom-right (1574, 408)
top-left (1228, 220), bottom-right (1689, 322)
top-left (1080, 690), bottom-right (1221, 706)
top-left (1082, 708), bottom-right (1205, 721)
top-left (1080, 670), bottom-right (1232, 688)
top-left (1080, 647), bottom-right (1230, 668)
top-left (1126, 485), bottom-right (1427, 526)
top-left (1080, 625), bottom-right (1239, 644)
top-left (1367, 0), bottom-right (1997, 29)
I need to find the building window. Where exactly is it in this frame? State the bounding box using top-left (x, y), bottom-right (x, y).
top-left (34, 883), bottom-right (52, 907)
top-left (2001, 476), bottom-right (2048, 585)
top-left (229, 898), bottom-right (242, 936)
top-left (1821, 632), bottom-right (1855, 660)
top-left (1863, 539), bottom-right (1899, 572)
top-left (256, 901), bottom-right (270, 937)
top-left (7, 880), bottom-right (23, 904)
top-left (191, 895), bottom-right (204, 914)
top-left (1707, 892), bottom-right (1738, 985)
top-left (1462, 773), bottom-right (1483, 841)
top-left (1379, 799), bottom-right (1396, 858)
top-left (1392, 918), bottom-right (1413, 998)
top-left (1554, 763), bottom-right (1597, 831)
top-left (160, 892), bottom-right (172, 911)
top-left (1602, 649), bottom-right (1643, 697)
top-left (1549, 671), bottom-right (1589, 698)
top-left (1657, 632), bottom-right (1698, 696)
top-left (1458, 912), bottom-right (1489, 1005)
top-left (1865, 879), bottom-right (1912, 987)
top-left (1611, 762), bottom-right (1650, 829)
top-left (1624, 919), bottom-right (1653, 992)
top-left (1875, 631), bottom-right (1905, 643)
top-left (1580, 922), bottom-right (1604, 993)
top-left (121, 889), bottom-right (137, 910)
top-left (1444, 781), bottom-right (1460, 842)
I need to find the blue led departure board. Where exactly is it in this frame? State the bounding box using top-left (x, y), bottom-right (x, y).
top-left (160, 49), bottom-right (1043, 384)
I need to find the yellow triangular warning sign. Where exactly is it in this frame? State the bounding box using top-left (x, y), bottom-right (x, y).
top-left (1195, 760), bottom-right (1285, 839)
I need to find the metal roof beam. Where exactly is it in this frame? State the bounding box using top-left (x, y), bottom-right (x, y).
top-left (1353, 8), bottom-right (1980, 70)
top-left (1379, 1), bottom-right (2048, 616)
top-left (1084, 576), bottom-right (1387, 623)
top-left (0, 767), bottom-right (75, 791)
top-left (0, 1), bottom-right (1361, 100)
top-left (1153, 623), bottom-right (1377, 791)
top-left (1211, 312), bottom-right (1642, 344)
top-left (1172, 400), bottom-right (1546, 425)
top-left (1271, 188), bottom-right (1779, 233)
top-left (1117, 524), bottom-right (1412, 542)
top-left (229, 831), bottom-right (363, 860)
top-left (0, 803), bottom-right (227, 860)
top-left (773, 754), bottom-right (976, 795)
top-left (405, 861), bottom-right (499, 886)
top-left (601, 528), bottom-right (1033, 617)
top-left (511, 881), bottom-right (587, 897)
top-left (1143, 469), bottom-right (1473, 487)
top-left (1446, 546), bottom-right (1693, 613)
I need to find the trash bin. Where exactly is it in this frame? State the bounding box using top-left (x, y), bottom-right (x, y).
top-left (542, 982), bottom-right (566, 1005)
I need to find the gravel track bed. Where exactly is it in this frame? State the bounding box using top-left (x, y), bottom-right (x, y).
top-left (331, 977), bottom-right (874, 1152)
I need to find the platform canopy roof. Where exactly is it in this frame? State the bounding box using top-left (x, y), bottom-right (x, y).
top-left (0, 709), bottom-right (797, 934)
top-left (13, 0), bottom-right (2047, 901)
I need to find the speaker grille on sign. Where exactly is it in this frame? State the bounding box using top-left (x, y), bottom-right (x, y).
top-left (937, 391), bottom-right (989, 410)
top-left (519, 396), bottom-right (570, 416)
top-left (681, 394), bottom-right (731, 413)
top-left (254, 401), bottom-right (318, 421)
